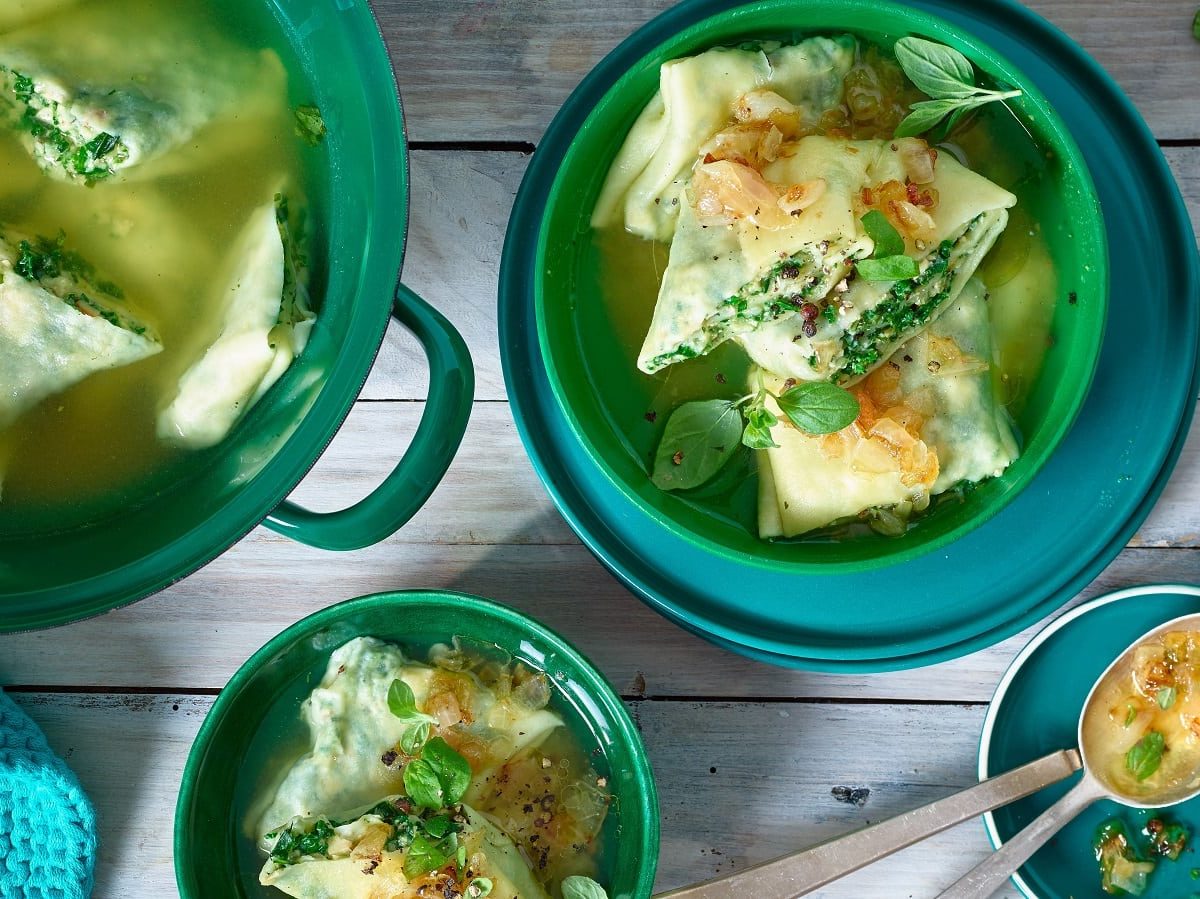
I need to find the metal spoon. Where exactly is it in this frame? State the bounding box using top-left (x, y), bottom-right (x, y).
top-left (938, 612), bottom-right (1200, 899)
top-left (653, 748), bottom-right (1081, 898)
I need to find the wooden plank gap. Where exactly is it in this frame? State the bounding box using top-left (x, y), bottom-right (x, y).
top-left (3, 684), bottom-right (222, 696)
top-left (409, 140), bottom-right (536, 154)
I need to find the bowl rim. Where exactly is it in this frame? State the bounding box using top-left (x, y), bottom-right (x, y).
top-left (172, 589), bottom-right (661, 898)
top-left (977, 583), bottom-right (1200, 898)
top-left (530, 0), bottom-right (1109, 574)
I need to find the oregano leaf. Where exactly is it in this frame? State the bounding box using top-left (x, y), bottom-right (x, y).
top-left (861, 210), bottom-right (905, 258)
top-left (774, 383), bottom-right (860, 435)
top-left (894, 36), bottom-right (978, 99)
top-left (857, 255), bottom-right (920, 282)
top-left (651, 399), bottom-right (743, 490)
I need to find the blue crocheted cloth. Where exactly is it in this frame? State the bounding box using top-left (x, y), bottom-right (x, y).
top-left (0, 690), bottom-right (96, 899)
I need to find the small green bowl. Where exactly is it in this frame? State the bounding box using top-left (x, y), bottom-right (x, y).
top-left (173, 591), bottom-right (659, 898)
top-left (534, 0), bottom-right (1107, 571)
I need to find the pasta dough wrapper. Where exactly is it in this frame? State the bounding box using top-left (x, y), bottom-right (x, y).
top-left (156, 196), bottom-right (315, 450)
top-left (758, 279), bottom-right (1018, 538)
top-left (592, 37), bottom-right (857, 242)
top-left (254, 637), bottom-right (563, 845)
top-left (0, 2), bottom-right (284, 183)
top-left (0, 230), bottom-right (159, 433)
top-left (260, 804), bottom-right (549, 899)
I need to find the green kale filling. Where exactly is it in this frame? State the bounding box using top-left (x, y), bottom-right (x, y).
top-left (3, 229), bottom-right (147, 335)
top-left (274, 193), bottom-right (314, 329)
top-left (645, 241), bottom-right (861, 372)
top-left (1, 67), bottom-right (129, 183)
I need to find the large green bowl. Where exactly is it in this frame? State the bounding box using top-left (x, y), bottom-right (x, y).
top-left (0, 0), bottom-right (474, 631)
top-left (537, 0), bottom-right (1106, 570)
top-left (500, 0), bottom-right (1198, 669)
top-left (174, 590), bottom-right (660, 899)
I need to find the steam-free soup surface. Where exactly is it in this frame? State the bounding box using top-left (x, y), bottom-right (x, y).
top-left (0, 0), bottom-right (316, 535)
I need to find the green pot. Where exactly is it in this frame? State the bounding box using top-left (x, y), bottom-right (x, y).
top-left (0, 0), bottom-right (474, 631)
top-left (174, 590), bottom-right (660, 898)
top-left (501, 0), bottom-right (1198, 669)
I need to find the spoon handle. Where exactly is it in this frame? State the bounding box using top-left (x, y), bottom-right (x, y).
top-left (654, 748), bottom-right (1081, 899)
top-left (935, 771), bottom-right (1108, 899)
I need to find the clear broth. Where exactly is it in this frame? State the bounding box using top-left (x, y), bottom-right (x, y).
top-left (0, 0), bottom-right (319, 536)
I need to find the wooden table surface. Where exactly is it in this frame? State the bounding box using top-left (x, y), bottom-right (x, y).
top-left (3, 1), bottom-right (1200, 896)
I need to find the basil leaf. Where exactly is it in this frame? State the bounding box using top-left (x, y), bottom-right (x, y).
top-left (651, 399), bottom-right (743, 490)
top-left (294, 104), bottom-right (328, 146)
top-left (402, 832), bottom-right (452, 878)
top-left (856, 255), bottom-right (920, 282)
top-left (894, 37), bottom-right (978, 99)
top-left (421, 737), bottom-right (472, 805)
top-left (1126, 730), bottom-right (1165, 782)
top-left (422, 814), bottom-right (456, 839)
top-left (742, 405), bottom-right (779, 450)
top-left (403, 758), bottom-right (445, 809)
top-left (895, 98), bottom-right (963, 137)
top-left (1123, 704), bottom-right (1137, 727)
top-left (561, 876), bottom-right (611, 899)
top-left (387, 678), bottom-right (435, 726)
top-left (399, 720), bottom-right (431, 756)
top-left (774, 383), bottom-right (860, 435)
top-left (1157, 687), bottom-right (1177, 710)
top-left (861, 210), bottom-right (905, 258)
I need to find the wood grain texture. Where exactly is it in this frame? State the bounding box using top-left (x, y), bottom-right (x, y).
top-left (380, 0), bottom-right (1200, 142)
top-left (366, 147), bottom-right (1200, 403)
top-left (12, 692), bottom-right (1021, 897)
top-left (2, 527), bottom-right (1196, 700)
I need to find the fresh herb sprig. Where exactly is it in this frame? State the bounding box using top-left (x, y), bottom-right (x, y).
top-left (1126, 730), bottom-right (1165, 782)
top-left (562, 876), bottom-right (611, 899)
top-left (893, 37), bottom-right (1022, 138)
top-left (651, 381), bottom-right (860, 491)
top-left (857, 210), bottom-right (918, 282)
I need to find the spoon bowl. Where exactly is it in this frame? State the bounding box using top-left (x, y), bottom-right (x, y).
top-left (939, 611), bottom-right (1200, 897)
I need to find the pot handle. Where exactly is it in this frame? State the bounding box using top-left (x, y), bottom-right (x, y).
top-left (264, 282), bottom-right (474, 550)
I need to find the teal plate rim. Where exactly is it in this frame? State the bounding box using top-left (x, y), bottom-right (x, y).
top-left (978, 584), bottom-right (1200, 897)
top-left (497, 0), bottom-right (1200, 672)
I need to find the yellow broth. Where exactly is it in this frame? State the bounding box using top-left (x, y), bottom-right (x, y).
top-left (578, 44), bottom-right (1060, 541)
top-left (0, 0), bottom-right (316, 535)
top-left (1083, 630), bottom-right (1200, 801)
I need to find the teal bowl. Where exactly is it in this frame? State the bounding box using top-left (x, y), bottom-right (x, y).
top-left (0, 0), bottom-right (475, 631)
top-left (174, 590), bottom-right (660, 898)
top-left (499, 0), bottom-right (1198, 670)
top-left (980, 585), bottom-right (1200, 898)
top-left (536, 0), bottom-right (1106, 572)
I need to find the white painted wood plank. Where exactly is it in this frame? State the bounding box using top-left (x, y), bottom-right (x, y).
top-left (11, 693), bottom-right (1021, 897)
top-left (380, 0), bottom-right (1200, 142)
top-left (1, 539), bottom-right (1195, 701)
top-left (365, 147), bottom-right (1200, 403)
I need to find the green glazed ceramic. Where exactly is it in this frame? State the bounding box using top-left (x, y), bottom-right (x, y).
top-left (980, 584), bottom-right (1200, 898)
top-left (499, 0), bottom-right (1199, 670)
top-left (537, 0), bottom-right (1105, 571)
top-left (0, 0), bottom-right (475, 631)
top-left (174, 590), bottom-right (660, 899)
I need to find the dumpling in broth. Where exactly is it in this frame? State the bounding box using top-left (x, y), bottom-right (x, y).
top-left (156, 195), bottom-right (315, 450)
top-left (0, 2), bottom-right (284, 183)
top-left (757, 278), bottom-right (1018, 538)
top-left (0, 228), bottom-right (160, 433)
top-left (260, 803), bottom-right (550, 899)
